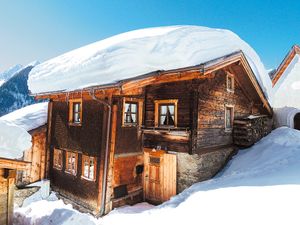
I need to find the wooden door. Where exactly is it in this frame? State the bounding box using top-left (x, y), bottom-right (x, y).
top-left (144, 149), bottom-right (176, 203)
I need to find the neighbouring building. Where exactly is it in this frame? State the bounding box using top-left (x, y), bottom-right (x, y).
top-left (272, 45), bottom-right (300, 129)
top-left (0, 120), bottom-right (32, 225)
top-left (0, 102), bottom-right (49, 186)
top-left (27, 26), bottom-right (273, 216)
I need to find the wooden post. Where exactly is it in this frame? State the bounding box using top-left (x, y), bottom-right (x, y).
top-left (105, 104), bottom-right (118, 213)
top-left (45, 101), bottom-right (53, 179)
top-left (7, 176), bottom-right (15, 225)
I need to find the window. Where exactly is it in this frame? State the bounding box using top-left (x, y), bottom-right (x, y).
top-left (226, 73), bottom-right (234, 92)
top-left (65, 151), bottom-right (78, 175)
top-left (82, 155), bottom-right (96, 181)
top-left (69, 99), bottom-right (82, 125)
top-left (53, 149), bottom-right (62, 170)
top-left (225, 106), bottom-right (234, 131)
top-left (159, 104), bottom-right (175, 126)
top-left (122, 97), bottom-right (143, 127)
top-left (123, 102), bottom-right (138, 125)
top-left (154, 99), bottom-right (178, 127)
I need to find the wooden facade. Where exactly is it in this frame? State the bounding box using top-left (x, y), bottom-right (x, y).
top-left (16, 126), bottom-right (47, 186)
top-left (0, 158), bottom-right (30, 225)
top-left (36, 51), bottom-right (272, 215)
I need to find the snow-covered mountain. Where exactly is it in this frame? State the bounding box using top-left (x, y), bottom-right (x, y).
top-left (0, 64), bottom-right (23, 86)
top-left (0, 64), bottom-right (39, 116)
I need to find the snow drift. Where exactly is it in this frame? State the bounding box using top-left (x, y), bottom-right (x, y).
top-left (13, 127), bottom-right (300, 225)
top-left (0, 120), bottom-right (31, 159)
top-left (1, 102), bottom-right (48, 132)
top-left (28, 26), bottom-right (272, 99)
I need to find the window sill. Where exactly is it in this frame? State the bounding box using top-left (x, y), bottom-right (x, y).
top-left (142, 126), bottom-right (189, 131)
top-left (81, 176), bottom-right (96, 182)
top-left (68, 122), bottom-right (82, 127)
top-left (225, 128), bottom-right (233, 133)
top-left (64, 170), bottom-right (77, 176)
top-left (53, 166), bottom-right (62, 171)
top-left (122, 124), bottom-right (138, 128)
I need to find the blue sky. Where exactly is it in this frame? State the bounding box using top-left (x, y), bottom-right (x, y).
top-left (0, 0), bottom-right (299, 72)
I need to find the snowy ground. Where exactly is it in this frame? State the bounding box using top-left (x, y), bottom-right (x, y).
top-left (14, 127), bottom-right (300, 225)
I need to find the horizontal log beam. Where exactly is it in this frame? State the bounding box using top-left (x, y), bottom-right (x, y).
top-left (0, 158), bottom-right (31, 170)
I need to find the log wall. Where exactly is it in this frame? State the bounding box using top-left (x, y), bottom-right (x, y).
top-left (17, 128), bottom-right (47, 186)
top-left (115, 98), bottom-right (143, 154)
top-left (49, 100), bottom-right (105, 211)
top-left (143, 80), bottom-right (199, 153)
top-left (196, 70), bottom-right (257, 150)
top-left (0, 169), bottom-right (15, 225)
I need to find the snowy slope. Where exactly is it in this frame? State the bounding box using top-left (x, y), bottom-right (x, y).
top-left (0, 102), bottom-right (48, 132)
top-left (28, 26), bottom-right (272, 99)
top-left (0, 65), bottom-right (37, 116)
top-left (14, 127), bottom-right (300, 225)
top-left (0, 64), bottom-right (23, 86)
top-left (0, 120), bottom-right (31, 159)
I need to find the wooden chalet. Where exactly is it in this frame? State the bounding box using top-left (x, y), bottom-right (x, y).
top-left (0, 158), bottom-right (30, 225)
top-left (34, 51), bottom-right (272, 216)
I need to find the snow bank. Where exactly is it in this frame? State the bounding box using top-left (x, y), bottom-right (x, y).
top-left (28, 26), bottom-right (272, 99)
top-left (0, 120), bottom-right (31, 159)
top-left (14, 199), bottom-right (99, 225)
top-left (0, 102), bottom-right (48, 132)
top-left (13, 127), bottom-right (300, 225)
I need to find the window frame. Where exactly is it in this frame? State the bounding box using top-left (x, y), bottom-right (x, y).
top-left (225, 105), bottom-right (234, 132)
top-left (53, 148), bottom-right (63, 170)
top-left (154, 99), bottom-right (178, 127)
top-left (226, 72), bottom-right (235, 93)
top-left (123, 101), bottom-right (138, 126)
top-left (81, 155), bottom-right (97, 181)
top-left (65, 150), bottom-right (78, 176)
top-left (122, 97), bottom-right (143, 127)
top-left (69, 99), bottom-right (83, 126)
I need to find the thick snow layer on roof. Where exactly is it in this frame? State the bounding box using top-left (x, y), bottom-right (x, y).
top-left (0, 102), bottom-right (48, 132)
top-left (0, 120), bottom-right (31, 159)
top-left (28, 26), bottom-right (272, 99)
top-left (14, 127), bottom-right (300, 225)
top-left (273, 54), bottom-right (300, 108)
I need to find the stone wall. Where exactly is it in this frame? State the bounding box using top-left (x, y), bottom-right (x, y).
top-left (177, 147), bottom-right (236, 192)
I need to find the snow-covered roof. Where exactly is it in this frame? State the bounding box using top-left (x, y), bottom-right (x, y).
top-left (0, 102), bottom-right (48, 132)
top-left (272, 45), bottom-right (300, 87)
top-left (0, 120), bottom-right (31, 159)
top-left (28, 25), bottom-right (272, 99)
top-left (273, 54), bottom-right (300, 103)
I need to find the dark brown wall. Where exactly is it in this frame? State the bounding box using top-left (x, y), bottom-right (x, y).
top-left (143, 80), bottom-right (200, 153)
top-left (145, 80), bottom-right (197, 128)
top-left (51, 101), bottom-right (104, 155)
top-left (196, 70), bottom-right (254, 149)
top-left (115, 99), bottom-right (142, 154)
top-left (142, 70), bottom-right (264, 153)
top-left (50, 100), bottom-right (104, 210)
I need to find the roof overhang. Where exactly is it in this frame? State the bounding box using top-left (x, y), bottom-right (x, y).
top-left (272, 45), bottom-right (300, 87)
top-left (33, 51), bottom-right (272, 115)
